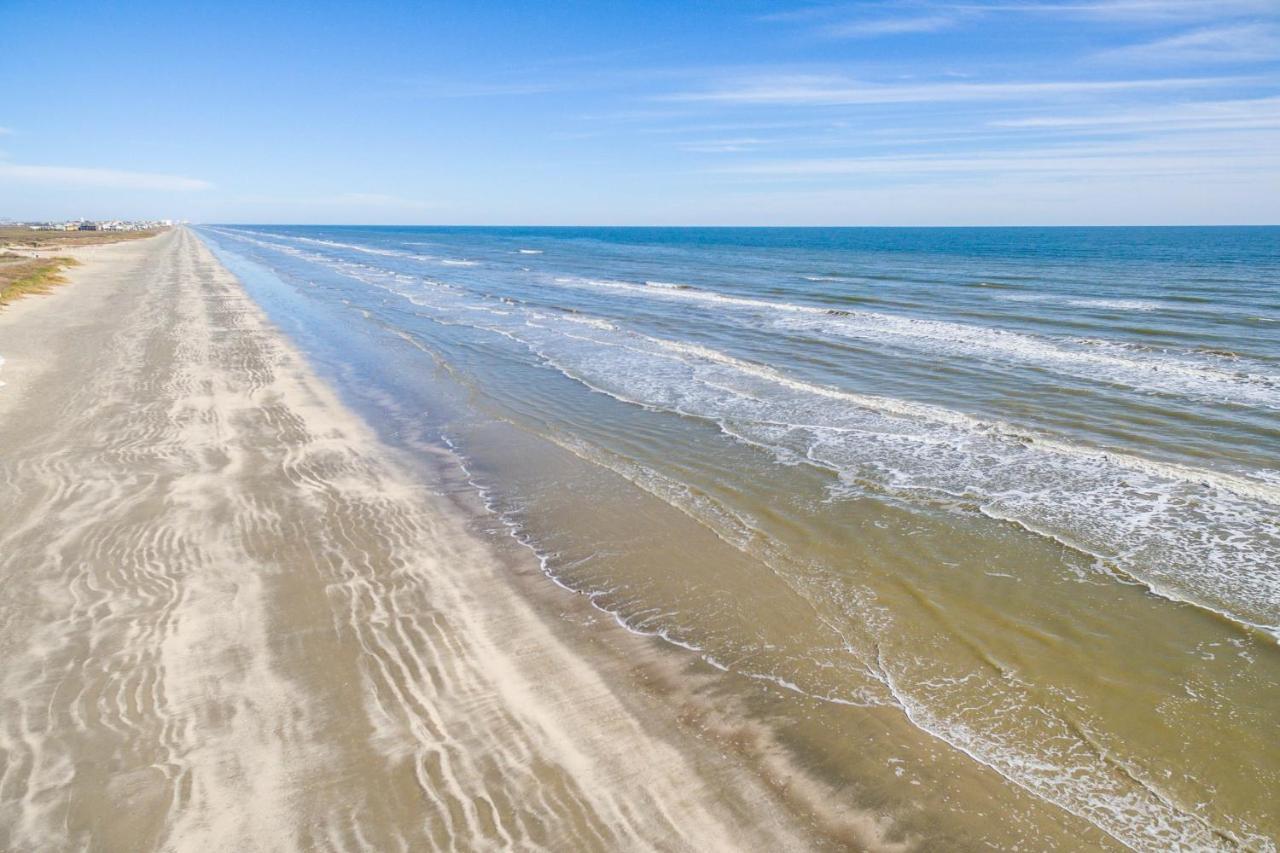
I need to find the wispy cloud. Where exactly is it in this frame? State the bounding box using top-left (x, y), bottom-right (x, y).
top-left (663, 74), bottom-right (1249, 106)
top-left (676, 137), bottom-right (771, 153)
top-left (991, 96), bottom-right (1280, 132)
top-left (766, 1), bottom-right (1274, 31)
top-left (1097, 24), bottom-right (1280, 64)
top-left (761, 3), bottom-right (963, 40)
top-left (711, 133), bottom-right (1280, 181)
top-left (823, 14), bottom-right (957, 38)
top-left (1005, 0), bottom-right (1276, 23)
top-left (760, 0), bottom-right (1280, 68)
top-left (0, 163), bottom-right (212, 191)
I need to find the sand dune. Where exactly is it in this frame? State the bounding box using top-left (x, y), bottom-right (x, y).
top-left (0, 229), bottom-right (818, 851)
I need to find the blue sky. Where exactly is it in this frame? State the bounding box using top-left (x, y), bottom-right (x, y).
top-left (2, 0), bottom-right (1278, 224)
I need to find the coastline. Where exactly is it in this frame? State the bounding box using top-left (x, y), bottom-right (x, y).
top-left (193, 223), bottom-right (1279, 852)
top-left (0, 228), bottom-right (845, 850)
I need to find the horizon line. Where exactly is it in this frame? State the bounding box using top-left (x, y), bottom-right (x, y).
top-left (190, 222), bottom-right (1280, 229)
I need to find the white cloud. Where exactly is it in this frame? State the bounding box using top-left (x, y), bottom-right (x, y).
top-left (664, 74), bottom-right (1250, 106)
top-left (956, 0), bottom-right (1275, 23)
top-left (991, 96), bottom-right (1280, 132)
top-left (677, 137), bottom-right (771, 153)
top-left (1097, 24), bottom-right (1280, 64)
top-left (770, 1), bottom-right (1275, 30)
top-left (712, 133), bottom-right (1280, 180)
top-left (0, 163), bottom-right (212, 191)
top-left (824, 15), bottom-right (957, 37)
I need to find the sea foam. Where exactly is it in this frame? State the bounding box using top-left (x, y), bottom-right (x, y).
top-left (545, 275), bottom-right (1280, 409)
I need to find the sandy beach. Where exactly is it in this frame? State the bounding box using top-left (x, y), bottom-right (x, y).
top-left (7, 1), bottom-right (1278, 847)
top-left (0, 229), bottom-right (830, 851)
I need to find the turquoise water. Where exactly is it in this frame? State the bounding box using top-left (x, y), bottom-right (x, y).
top-left (197, 225), bottom-right (1279, 850)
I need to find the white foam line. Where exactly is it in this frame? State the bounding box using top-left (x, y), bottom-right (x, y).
top-left (547, 276), bottom-right (1280, 410)
top-left (641, 336), bottom-right (1280, 505)
top-left (234, 238), bottom-right (1278, 504)
top-left (213, 238), bottom-right (1280, 499)
top-left (214, 228), bottom-right (435, 262)
top-left (487, 321), bottom-right (1280, 640)
top-left (420, 329), bottom-right (1259, 853)
top-left (200, 233), bottom-right (1274, 851)
top-left (872, 653), bottom-right (1248, 853)
top-left (208, 230), bottom-right (1280, 639)
top-left (438, 428), bottom-right (887, 711)
top-left (1065, 298), bottom-right (1162, 311)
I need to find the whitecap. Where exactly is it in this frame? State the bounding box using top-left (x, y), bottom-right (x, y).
top-left (543, 275), bottom-right (1280, 409)
top-left (1066, 298), bottom-right (1163, 311)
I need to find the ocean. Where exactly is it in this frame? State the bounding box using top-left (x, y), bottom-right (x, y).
top-left (196, 224), bottom-right (1279, 850)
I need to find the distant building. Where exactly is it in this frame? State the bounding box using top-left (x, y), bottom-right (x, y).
top-left (30, 219), bottom-right (164, 232)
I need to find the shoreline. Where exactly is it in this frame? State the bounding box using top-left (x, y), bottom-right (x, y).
top-left (197, 224), bottom-right (1279, 852)
top-left (194, 228), bottom-right (1140, 851)
top-left (5, 224), bottom-right (1268, 850)
top-left (0, 228), bottom-right (849, 850)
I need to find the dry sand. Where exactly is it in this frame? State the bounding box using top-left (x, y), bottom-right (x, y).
top-left (0, 228), bottom-right (822, 851)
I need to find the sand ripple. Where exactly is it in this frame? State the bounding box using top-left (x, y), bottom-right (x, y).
top-left (0, 229), bottom-right (813, 852)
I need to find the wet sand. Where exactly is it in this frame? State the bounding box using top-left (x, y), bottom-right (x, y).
top-left (0, 229), bottom-right (832, 851)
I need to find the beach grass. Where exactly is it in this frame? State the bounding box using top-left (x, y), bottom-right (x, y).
top-left (0, 226), bottom-right (165, 307)
top-left (0, 255), bottom-right (81, 306)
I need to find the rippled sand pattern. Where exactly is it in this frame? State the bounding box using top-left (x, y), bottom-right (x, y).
top-left (0, 230), bottom-right (812, 851)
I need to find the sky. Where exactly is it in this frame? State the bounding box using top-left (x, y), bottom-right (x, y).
top-left (1, 0), bottom-right (1278, 225)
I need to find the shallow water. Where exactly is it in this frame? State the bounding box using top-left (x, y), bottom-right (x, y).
top-left (197, 224), bottom-right (1280, 851)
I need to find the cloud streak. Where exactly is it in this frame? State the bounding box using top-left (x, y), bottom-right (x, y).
top-left (768, 0), bottom-right (1276, 38)
top-left (943, 0), bottom-right (1273, 23)
top-left (990, 96), bottom-right (1280, 132)
top-left (823, 15), bottom-right (957, 38)
top-left (663, 74), bottom-right (1252, 106)
top-left (0, 163), bottom-right (212, 191)
top-left (1032, 0), bottom-right (1274, 22)
top-left (712, 133), bottom-right (1280, 182)
top-left (1098, 24), bottom-right (1280, 64)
